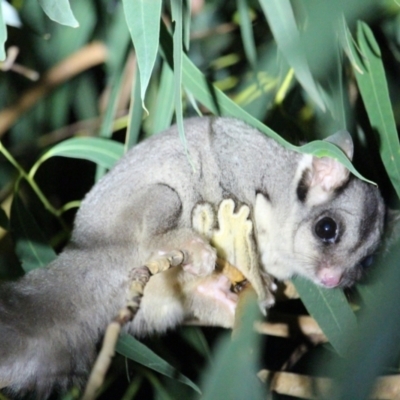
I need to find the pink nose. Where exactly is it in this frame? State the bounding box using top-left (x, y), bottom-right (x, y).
top-left (318, 268), bottom-right (342, 288)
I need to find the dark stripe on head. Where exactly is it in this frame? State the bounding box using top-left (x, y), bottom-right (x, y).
top-left (296, 169), bottom-right (310, 203)
top-left (358, 186), bottom-right (381, 244)
top-left (350, 184), bottom-right (383, 253)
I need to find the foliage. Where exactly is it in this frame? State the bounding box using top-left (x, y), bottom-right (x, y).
top-left (0, 0), bottom-right (400, 399)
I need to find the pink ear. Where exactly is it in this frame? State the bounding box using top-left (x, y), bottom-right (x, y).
top-left (305, 157), bottom-right (350, 205)
top-left (305, 130), bottom-right (353, 205)
top-left (310, 156), bottom-right (350, 192)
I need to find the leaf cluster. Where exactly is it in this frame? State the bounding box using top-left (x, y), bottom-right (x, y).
top-left (1, 0), bottom-right (400, 399)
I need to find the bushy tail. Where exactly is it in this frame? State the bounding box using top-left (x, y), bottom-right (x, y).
top-left (0, 245), bottom-right (130, 398)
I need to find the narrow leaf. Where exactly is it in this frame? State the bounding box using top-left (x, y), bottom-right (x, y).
top-left (183, 0), bottom-right (191, 51)
top-left (37, 0), bottom-right (79, 27)
top-left (10, 195), bottom-right (56, 272)
top-left (349, 22), bottom-right (400, 197)
top-left (147, 61), bottom-right (175, 135)
top-left (105, 3), bottom-right (131, 76)
top-left (0, 0), bottom-right (7, 61)
top-left (1, 0), bottom-right (21, 28)
top-left (123, 0), bottom-right (162, 109)
top-left (201, 297), bottom-right (266, 399)
top-left (259, 0), bottom-right (325, 111)
top-left (125, 71), bottom-right (143, 150)
top-left (31, 138), bottom-right (124, 178)
top-left (237, 0), bottom-right (257, 68)
top-left (334, 241), bottom-right (400, 399)
top-left (159, 21), bottom-right (373, 185)
top-left (298, 140), bottom-right (371, 183)
top-left (180, 327), bottom-right (212, 361)
top-left (116, 333), bottom-right (201, 394)
top-left (171, 0), bottom-right (188, 160)
top-left (292, 276), bottom-right (357, 356)
top-left (95, 72), bottom-right (124, 181)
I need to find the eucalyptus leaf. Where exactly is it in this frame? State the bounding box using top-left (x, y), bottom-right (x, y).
top-left (95, 72), bottom-right (125, 181)
top-left (348, 21), bottom-right (400, 197)
top-left (201, 297), bottom-right (266, 399)
top-left (116, 333), bottom-right (201, 394)
top-left (159, 21), bottom-right (373, 185)
top-left (31, 138), bottom-right (124, 178)
top-left (105, 2), bottom-right (131, 77)
top-left (171, 0), bottom-right (188, 159)
top-left (10, 195), bottom-right (56, 272)
top-left (333, 241), bottom-right (400, 399)
top-left (258, 0), bottom-right (325, 111)
top-left (183, 0), bottom-right (190, 51)
top-left (2, 0), bottom-right (21, 28)
top-left (125, 71), bottom-right (143, 150)
top-left (237, 0), bottom-right (257, 68)
top-left (37, 0), bottom-right (79, 27)
top-left (97, 86), bottom-right (121, 138)
top-left (292, 276), bottom-right (357, 357)
top-left (180, 327), bottom-right (212, 362)
top-left (0, 0), bottom-right (7, 61)
top-left (147, 62), bottom-right (175, 136)
top-left (123, 0), bottom-right (162, 109)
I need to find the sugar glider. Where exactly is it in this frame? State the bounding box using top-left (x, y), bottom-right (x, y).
top-left (0, 117), bottom-right (385, 397)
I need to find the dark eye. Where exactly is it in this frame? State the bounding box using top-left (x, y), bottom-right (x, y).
top-left (360, 255), bottom-right (374, 269)
top-left (315, 217), bottom-right (338, 244)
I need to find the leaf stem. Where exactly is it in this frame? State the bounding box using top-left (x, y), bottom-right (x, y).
top-left (0, 142), bottom-right (67, 223)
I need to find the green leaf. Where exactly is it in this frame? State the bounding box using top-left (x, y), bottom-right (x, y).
top-left (123, 0), bottom-right (162, 109)
top-left (116, 333), bottom-right (201, 394)
top-left (292, 276), bottom-right (357, 357)
top-left (180, 327), bottom-right (212, 362)
top-left (349, 22), bottom-right (400, 198)
top-left (298, 139), bottom-right (373, 183)
top-left (0, 0), bottom-right (7, 61)
top-left (146, 61), bottom-right (175, 136)
top-left (237, 0), bottom-right (257, 68)
top-left (182, 0), bottom-right (191, 51)
top-left (10, 195), bottom-right (56, 272)
top-left (333, 241), bottom-right (400, 399)
top-left (30, 138), bottom-right (124, 178)
top-left (105, 2), bottom-right (131, 76)
top-left (171, 0), bottom-right (188, 162)
top-left (95, 5), bottom-right (131, 177)
top-left (201, 298), bottom-right (266, 399)
top-left (95, 72), bottom-right (125, 181)
top-left (121, 376), bottom-right (143, 400)
top-left (259, 0), bottom-right (325, 111)
top-left (159, 21), bottom-right (373, 185)
top-left (37, 0), bottom-right (79, 27)
top-left (1, 0), bottom-right (21, 28)
top-left (125, 71), bottom-right (143, 150)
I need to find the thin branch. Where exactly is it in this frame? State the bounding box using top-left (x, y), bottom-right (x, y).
top-left (0, 42), bottom-right (108, 137)
top-left (258, 370), bottom-right (400, 400)
top-left (82, 251), bottom-right (185, 400)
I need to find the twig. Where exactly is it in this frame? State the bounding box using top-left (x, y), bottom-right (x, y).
top-left (0, 46), bottom-right (39, 81)
top-left (258, 370), bottom-right (400, 400)
top-left (81, 251), bottom-right (185, 400)
top-left (258, 369), bottom-right (331, 399)
top-left (0, 42), bottom-right (108, 137)
top-left (81, 307), bottom-right (138, 400)
top-left (255, 315), bottom-right (327, 344)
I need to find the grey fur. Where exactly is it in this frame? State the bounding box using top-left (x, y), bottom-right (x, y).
top-left (0, 117), bottom-right (385, 398)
